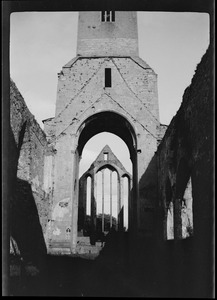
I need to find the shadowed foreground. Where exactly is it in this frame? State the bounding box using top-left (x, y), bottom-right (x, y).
top-left (9, 230), bottom-right (214, 297)
top-left (9, 232), bottom-right (145, 297)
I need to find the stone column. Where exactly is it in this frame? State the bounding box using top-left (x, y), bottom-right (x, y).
top-left (77, 180), bottom-right (83, 232)
top-left (137, 133), bottom-right (158, 234)
top-left (120, 176), bottom-right (124, 231)
top-left (116, 175), bottom-right (119, 231)
top-left (51, 133), bottom-right (78, 254)
top-left (83, 177), bottom-right (87, 230)
top-left (94, 172), bottom-right (97, 227)
top-left (90, 173), bottom-right (97, 245)
top-left (117, 175), bottom-right (123, 231)
top-left (70, 148), bottom-right (80, 254)
top-left (102, 169), bottom-right (105, 233)
top-left (110, 170), bottom-right (113, 228)
top-left (131, 149), bottom-right (138, 235)
top-left (128, 177), bottom-right (132, 230)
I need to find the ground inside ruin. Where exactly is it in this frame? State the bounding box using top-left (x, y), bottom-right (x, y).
top-left (9, 231), bottom-right (198, 297)
top-left (9, 232), bottom-right (145, 297)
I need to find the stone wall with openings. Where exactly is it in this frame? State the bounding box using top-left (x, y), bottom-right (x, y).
top-left (156, 44), bottom-right (213, 242)
top-left (151, 44), bottom-right (214, 298)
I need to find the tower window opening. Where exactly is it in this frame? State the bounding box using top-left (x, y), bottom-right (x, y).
top-left (104, 153), bottom-right (108, 161)
top-left (101, 11), bottom-right (115, 22)
top-left (111, 11), bottom-right (115, 22)
top-left (105, 68), bottom-right (112, 87)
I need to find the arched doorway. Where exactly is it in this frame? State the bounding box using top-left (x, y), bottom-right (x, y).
top-left (71, 111), bottom-right (137, 253)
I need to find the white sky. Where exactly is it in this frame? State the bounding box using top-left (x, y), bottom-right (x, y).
top-left (10, 11), bottom-right (210, 181)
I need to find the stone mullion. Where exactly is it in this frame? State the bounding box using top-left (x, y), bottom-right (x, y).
top-left (116, 175), bottom-right (119, 231)
top-left (90, 173), bottom-right (97, 245)
top-left (83, 177), bottom-right (87, 230)
top-left (102, 169), bottom-right (105, 233)
top-left (70, 148), bottom-right (80, 254)
top-left (128, 177), bottom-right (131, 230)
top-left (110, 170), bottom-right (113, 228)
top-left (120, 177), bottom-right (124, 231)
top-left (117, 175), bottom-right (123, 231)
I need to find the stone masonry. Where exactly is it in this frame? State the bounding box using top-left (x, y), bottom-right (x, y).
top-left (10, 79), bottom-right (56, 261)
top-left (43, 11), bottom-right (161, 254)
top-left (156, 44), bottom-right (213, 242)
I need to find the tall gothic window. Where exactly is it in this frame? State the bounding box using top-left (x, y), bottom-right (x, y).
top-left (104, 153), bottom-right (108, 161)
top-left (101, 11), bottom-right (115, 22)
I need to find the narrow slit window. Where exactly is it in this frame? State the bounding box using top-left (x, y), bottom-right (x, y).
top-left (101, 11), bottom-right (115, 22)
top-left (104, 153), bottom-right (108, 161)
top-left (101, 11), bottom-right (106, 22)
top-left (112, 11), bottom-right (115, 22)
top-left (106, 11), bottom-right (111, 22)
top-left (105, 68), bottom-right (111, 87)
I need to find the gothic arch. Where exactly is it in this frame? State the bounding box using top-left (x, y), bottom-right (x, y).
top-left (76, 111), bottom-right (137, 158)
top-left (78, 142), bottom-right (133, 243)
top-left (97, 163), bottom-right (122, 175)
top-left (72, 111), bottom-right (138, 239)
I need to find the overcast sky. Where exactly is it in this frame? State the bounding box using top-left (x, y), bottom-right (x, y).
top-left (10, 11), bottom-right (210, 179)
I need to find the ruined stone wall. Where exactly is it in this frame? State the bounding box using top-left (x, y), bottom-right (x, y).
top-left (52, 55), bottom-right (159, 192)
top-left (53, 57), bottom-right (159, 121)
top-left (152, 44), bottom-right (214, 297)
top-left (10, 80), bottom-right (54, 259)
top-left (45, 53), bottom-right (160, 247)
top-left (157, 44), bottom-right (213, 239)
top-left (131, 44), bottom-right (213, 298)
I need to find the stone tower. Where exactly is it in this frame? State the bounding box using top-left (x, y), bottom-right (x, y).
top-left (76, 11), bottom-right (139, 56)
top-left (43, 11), bottom-right (160, 255)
